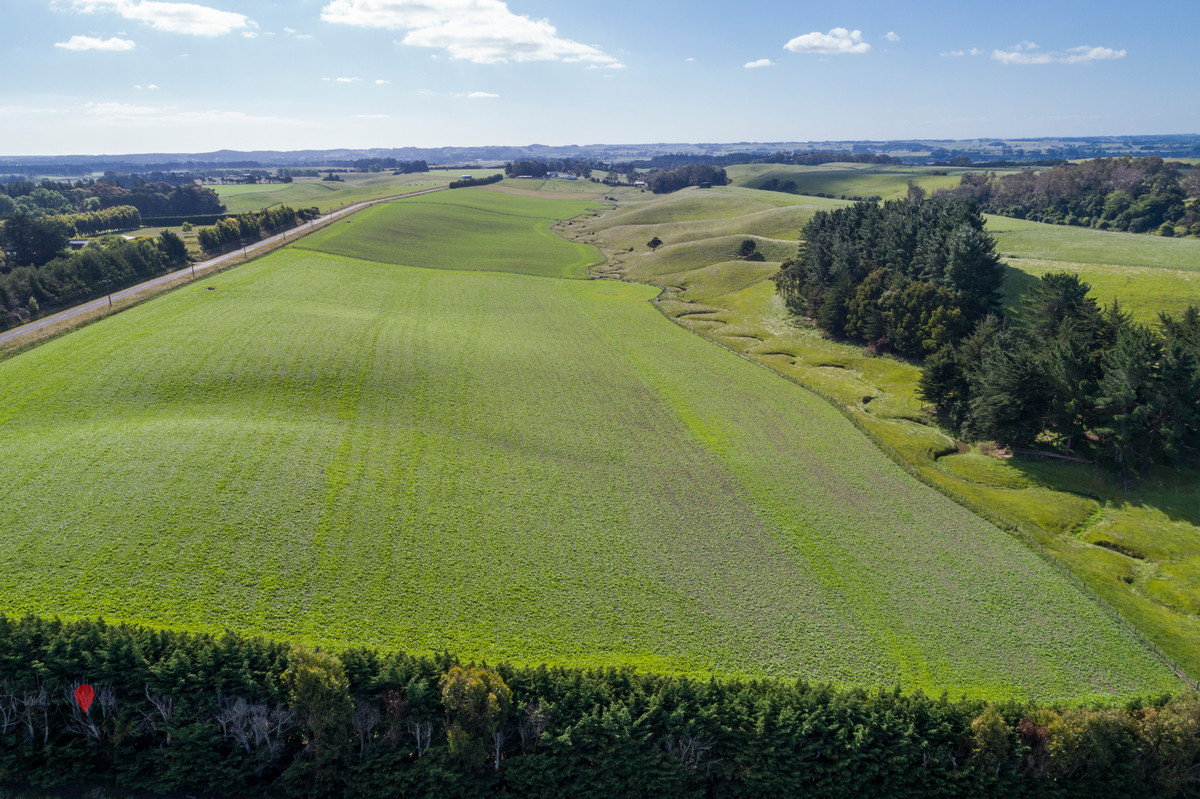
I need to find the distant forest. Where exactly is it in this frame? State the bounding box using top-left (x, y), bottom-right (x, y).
top-left (945, 156), bottom-right (1200, 236)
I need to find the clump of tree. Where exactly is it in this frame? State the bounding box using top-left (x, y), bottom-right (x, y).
top-left (643, 164), bottom-right (728, 194)
top-left (505, 159), bottom-right (596, 179)
top-left (1, 612), bottom-right (1199, 797)
top-left (448, 174), bottom-right (504, 189)
top-left (1, 210), bottom-right (72, 267)
top-left (758, 177), bottom-right (799, 193)
top-left (0, 231), bottom-right (188, 329)
top-left (196, 206), bottom-right (320, 254)
top-left (774, 196), bottom-right (1006, 358)
top-left (647, 236), bottom-right (663, 251)
top-left (947, 156), bottom-right (1199, 235)
top-left (921, 273), bottom-right (1200, 479)
top-left (353, 158), bottom-right (429, 173)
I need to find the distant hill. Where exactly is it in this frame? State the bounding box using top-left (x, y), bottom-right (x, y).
top-left (2, 134), bottom-right (1198, 174)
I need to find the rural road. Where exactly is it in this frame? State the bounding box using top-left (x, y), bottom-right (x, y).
top-left (0, 185), bottom-right (449, 346)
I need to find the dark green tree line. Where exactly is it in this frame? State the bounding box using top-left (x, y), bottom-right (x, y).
top-left (1, 614), bottom-right (1198, 798)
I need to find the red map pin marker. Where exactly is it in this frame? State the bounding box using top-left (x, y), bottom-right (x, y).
top-left (75, 684), bottom-right (95, 713)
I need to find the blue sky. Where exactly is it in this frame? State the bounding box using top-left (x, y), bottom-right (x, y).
top-left (2, 0), bottom-right (1197, 155)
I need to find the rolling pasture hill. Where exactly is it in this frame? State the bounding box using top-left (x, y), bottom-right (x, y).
top-left (0, 185), bottom-right (1182, 701)
top-left (569, 182), bottom-right (1200, 679)
top-left (725, 163), bottom-right (1017, 200)
top-left (990, 214), bottom-right (1200, 322)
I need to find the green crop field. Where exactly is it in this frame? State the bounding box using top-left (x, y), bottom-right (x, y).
top-left (0, 188), bottom-right (1177, 700)
top-left (293, 189), bottom-right (609, 278)
top-left (725, 163), bottom-right (1002, 199)
top-left (213, 169), bottom-right (497, 214)
top-left (571, 184), bottom-right (1200, 679)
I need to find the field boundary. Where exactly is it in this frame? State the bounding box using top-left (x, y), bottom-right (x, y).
top-left (633, 281), bottom-right (1198, 692)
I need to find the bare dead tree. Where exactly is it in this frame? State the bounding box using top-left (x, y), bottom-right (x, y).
top-left (141, 686), bottom-right (175, 745)
top-left (352, 699), bottom-right (381, 759)
top-left (490, 725), bottom-right (510, 771)
top-left (215, 697), bottom-right (293, 758)
top-left (519, 700), bottom-right (551, 752)
top-left (216, 697), bottom-right (253, 752)
top-left (251, 706), bottom-right (294, 757)
top-left (97, 685), bottom-right (117, 718)
top-left (16, 683), bottom-right (49, 744)
top-left (65, 681), bottom-right (109, 743)
top-left (663, 734), bottom-right (715, 773)
top-left (0, 682), bottom-right (15, 736)
top-left (408, 717), bottom-right (434, 757)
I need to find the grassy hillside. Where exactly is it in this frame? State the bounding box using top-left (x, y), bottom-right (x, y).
top-left (0, 190), bottom-right (1177, 700)
top-left (989, 216), bottom-right (1200, 323)
top-left (571, 184), bottom-right (1200, 679)
top-left (293, 189), bottom-right (608, 279)
top-left (725, 163), bottom-right (999, 199)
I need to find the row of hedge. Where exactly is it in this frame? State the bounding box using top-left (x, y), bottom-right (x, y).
top-left (195, 206), bottom-right (320, 255)
top-left (448, 174), bottom-right (504, 189)
top-left (0, 614), bottom-right (1197, 798)
top-left (140, 213), bottom-right (228, 228)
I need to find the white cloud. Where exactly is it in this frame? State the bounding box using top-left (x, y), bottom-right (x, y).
top-left (784, 27), bottom-right (870, 55)
top-left (940, 47), bottom-right (983, 58)
top-left (744, 58), bottom-right (774, 68)
top-left (374, 78), bottom-right (390, 84)
top-left (993, 43), bottom-right (1126, 65)
top-left (323, 76), bottom-right (362, 83)
top-left (684, 57), bottom-right (695, 62)
top-left (1061, 45), bottom-right (1127, 64)
top-left (241, 31), bottom-right (257, 38)
top-left (68, 0), bottom-right (254, 36)
top-left (320, 0), bottom-right (621, 67)
top-left (884, 31), bottom-right (900, 42)
top-left (54, 34), bottom-right (136, 51)
top-left (465, 91), bottom-right (499, 98)
top-left (133, 83), bottom-right (160, 89)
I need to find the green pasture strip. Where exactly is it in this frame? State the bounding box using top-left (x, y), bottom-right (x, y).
top-left (578, 185), bottom-right (1200, 680)
top-left (291, 189), bottom-right (606, 279)
top-left (1005, 258), bottom-right (1200, 325)
top-left (0, 242), bottom-right (1176, 699)
top-left (988, 215), bottom-right (1200, 271)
